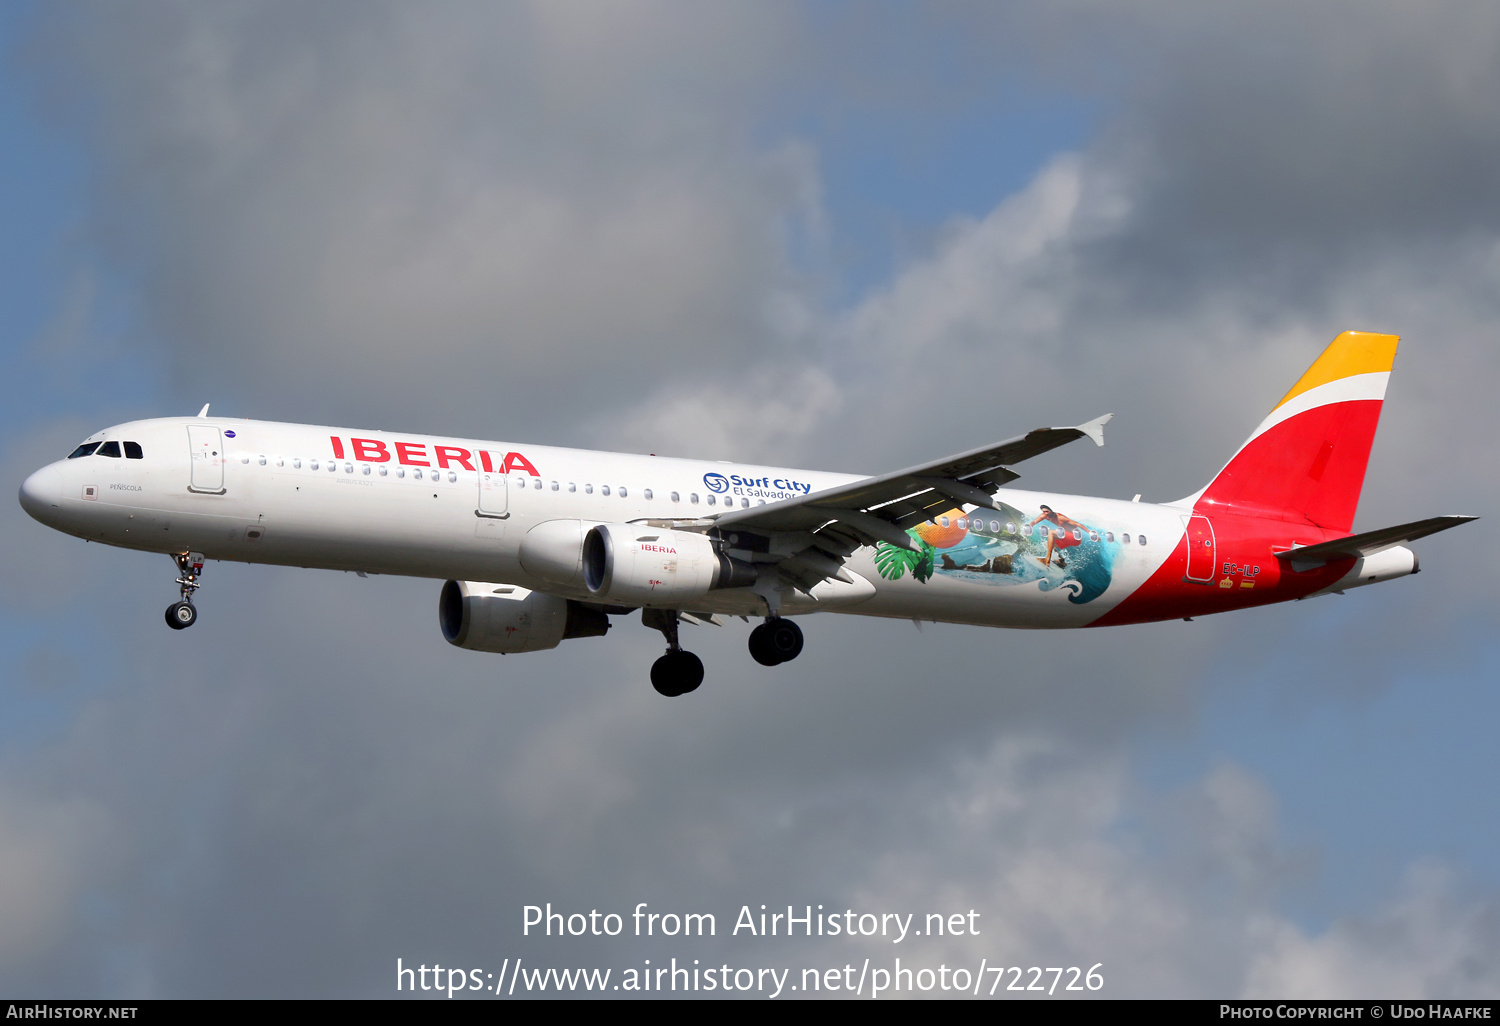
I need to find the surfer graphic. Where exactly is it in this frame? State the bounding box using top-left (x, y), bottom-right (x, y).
top-left (1027, 504), bottom-right (1089, 568)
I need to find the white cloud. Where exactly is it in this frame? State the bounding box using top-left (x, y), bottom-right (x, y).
top-left (1245, 862), bottom-right (1500, 998)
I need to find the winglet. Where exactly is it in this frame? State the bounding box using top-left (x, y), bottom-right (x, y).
top-left (1076, 413), bottom-right (1112, 447)
top-left (197, 404), bottom-right (211, 418)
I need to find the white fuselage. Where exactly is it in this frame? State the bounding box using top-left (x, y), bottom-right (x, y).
top-left (21, 417), bottom-right (1191, 629)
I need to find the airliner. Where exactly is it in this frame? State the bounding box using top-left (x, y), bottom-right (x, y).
top-left (17, 331), bottom-right (1475, 696)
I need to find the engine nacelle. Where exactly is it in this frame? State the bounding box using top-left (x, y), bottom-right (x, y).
top-left (439, 580), bottom-right (610, 654)
top-left (582, 525), bottom-right (757, 605)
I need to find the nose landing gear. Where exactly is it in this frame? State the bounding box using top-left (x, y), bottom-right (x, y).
top-left (165, 552), bottom-right (204, 631)
top-left (643, 609), bottom-right (704, 697)
top-left (748, 617), bottom-right (803, 666)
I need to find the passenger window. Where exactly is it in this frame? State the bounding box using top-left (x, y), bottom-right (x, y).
top-left (396, 467), bottom-right (405, 478)
top-left (414, 469), bottom-right (424, 480)
top-left (449, 472), bottom-right (458, 483)
top-left (644, 489), bottom-right (653, 500)
top-left (1139, 535), bottom-right (1147, 546)
top-left (259, 456), bottom-right (268, 466)
top-left (124, 441), bottom-right (144, 459)
top-left (67, 443), bottom-right (100, 459)
top-left (671, 491), bottom-right (680, 502)
top-left (532, 478), bottom-right (541, 490)
top-left (940, 516), bottom-right (950, 527)
top-left (97, 442), bottom-right (122, 458)
top-left (1072, 529), bottom-right (1082, 541)
top-left (293, 458), bottom-right (301, 469)
top-left (551, 481), bottom-right (559, 491)
top-left (344, 462), bottom-right (353, 473)
top-left (619, 486), bottom-right (627, 498)
top-left (568, 483), bottom-right (576, 493)
top-left (742, 498), bottom-right (750, 508)
top-left (1122, 533), bottom-right (1131, 544)
top-left (361, 465), bottom-right (370, 475)
top-left (276, 457), bottom-right (284, 467)
top-left (309, 459), bottom-right (319, 470)
top-left (601, 485), bottom-right (610, 496)
top-left (379, 466), bottom-right (387, 477)
top-left (585, 484), bottom-right (593, 494)
top-left (690, 493), bottom-right (699, 504)
top-left (706, 494), bottom-right (716, 506)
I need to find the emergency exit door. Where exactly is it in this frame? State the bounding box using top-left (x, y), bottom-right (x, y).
top-left (477, 457), bottom-right (508, 518)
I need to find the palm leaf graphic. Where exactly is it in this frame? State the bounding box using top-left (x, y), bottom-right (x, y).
top-left (873, 536), bottom-right (936, 583)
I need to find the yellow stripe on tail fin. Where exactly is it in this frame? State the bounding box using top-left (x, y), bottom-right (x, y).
top-left (1275, 331), bottom-right (1399, 410)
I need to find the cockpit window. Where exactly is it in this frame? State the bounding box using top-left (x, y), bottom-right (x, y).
top-left (96, 441), bottom-right (122, 458)
top-left (124, 441), bottom-right (144, 459)
top-left (67, 442), bottom-right (100, 459)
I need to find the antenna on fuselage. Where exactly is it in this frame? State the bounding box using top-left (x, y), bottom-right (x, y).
top-left (197, 404), bottom-right (210, 418)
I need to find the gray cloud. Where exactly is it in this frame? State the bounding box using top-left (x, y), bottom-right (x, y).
top-left (32, 1), bottom-right (809, 438)
top-left (6, 0), bottom-right (1499, 999)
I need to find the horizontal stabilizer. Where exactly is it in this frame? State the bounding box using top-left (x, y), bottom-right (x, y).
top-left (1275, 514), bottom-right (1477, 569)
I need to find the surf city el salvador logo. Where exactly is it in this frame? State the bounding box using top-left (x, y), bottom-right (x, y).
top-left (703, 470), bottom-right (814, 500)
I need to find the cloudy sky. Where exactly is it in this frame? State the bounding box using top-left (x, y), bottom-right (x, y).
top-left (3, 0), bottom-right (1498, 999)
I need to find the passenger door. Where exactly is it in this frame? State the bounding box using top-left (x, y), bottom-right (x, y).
top-left (187, 425), bottom-right (226, 494)
top-left (1183, 514), bottom-right (1216, 582)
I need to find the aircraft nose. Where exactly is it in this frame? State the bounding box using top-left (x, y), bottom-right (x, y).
top-left (18, 465), bottom-right (63, 523)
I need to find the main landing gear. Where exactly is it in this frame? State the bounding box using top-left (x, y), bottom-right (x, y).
top-left (748, 617), bottom-right (803, 667)
top-left (640, 611), bottom-right (805, 695)
top-left (643, 609), bottom-right (704, 698)
top-left (165, 552), bottom-right (204, 631)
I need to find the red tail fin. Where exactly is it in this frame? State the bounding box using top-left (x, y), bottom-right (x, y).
top-left (1191, 331), bottom-right (1399, 533)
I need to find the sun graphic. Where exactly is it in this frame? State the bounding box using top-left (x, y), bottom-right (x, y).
top-left (910, 508), bottom-right (968, 549)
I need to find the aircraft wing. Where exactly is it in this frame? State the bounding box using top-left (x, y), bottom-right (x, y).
top-left (1275, 515), bottom-right (1478, 569)
top-left (706, 415), bottom-right (1111, 591)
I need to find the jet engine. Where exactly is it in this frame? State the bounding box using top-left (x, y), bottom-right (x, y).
top-left (439, 580), bottom-right (610, 654)
top-left (582, 524), bottom-right (757, 605)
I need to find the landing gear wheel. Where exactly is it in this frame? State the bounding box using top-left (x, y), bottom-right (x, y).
top-left (165, 601), bottom-right (197, 630)
top-left (651, 650), bottom-right (704, 697)
top-left (166, 552), bottom-right (206, 632)
top-left (749, 618), bottom-right (803, 666)
top-left (748, 623), bottom-right (779, 665)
